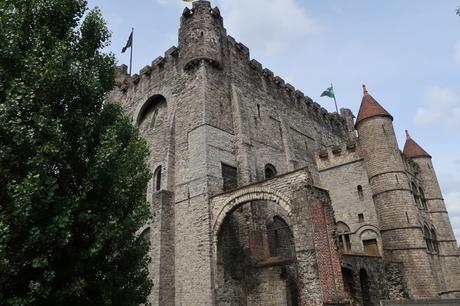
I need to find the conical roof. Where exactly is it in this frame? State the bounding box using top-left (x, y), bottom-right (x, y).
top-left (356, 85), bottom-right (393, 125)
top-left (403, 130), bottom-right (431, 158)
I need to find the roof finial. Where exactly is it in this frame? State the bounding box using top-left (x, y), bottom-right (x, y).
top-left (405, 129), bottom-right (411, 139)
top-left (362, 84), bottom-right (368, 96)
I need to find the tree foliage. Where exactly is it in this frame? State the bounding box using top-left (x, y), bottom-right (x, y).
top-left (0, 1), bottom-right (152, 305)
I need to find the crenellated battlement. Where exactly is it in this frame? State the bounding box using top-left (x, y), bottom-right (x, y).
top-left (113, 32), bottom-right (349, 134)
top-left (315, 140), bottom-right (361, 171)
top-left (113, 0), bottom-right (350, 136)
top-left (224, 35), bottom-right (348, 131)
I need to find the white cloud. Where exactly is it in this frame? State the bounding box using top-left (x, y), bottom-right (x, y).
top-left (455, 41), bottom-right (460, 65)
top-left (216, 0), bottom-right (318, 55)
top-left (414, 86), bottom-right (460, 130)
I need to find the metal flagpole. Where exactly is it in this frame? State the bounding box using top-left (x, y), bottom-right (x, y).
top-left (331, 83), bottom-right (339, 113)
top-left (129, 28), bottom-right (134, 76)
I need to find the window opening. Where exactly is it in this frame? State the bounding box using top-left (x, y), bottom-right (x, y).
top-left (363, 239), bottom-right (379, 256)
top-left (222, 163), bottom-right (237, 191)
top-left (431, 228), bottom-right (439, 254)
top-left (419, 187), bottom-right (427, 210)
top-left (424, 226), bottom-right (433, 252)
top-left (267, 216), bottom-right (293, 258)
top-left (411, 182), bottom-right (421, 208)
top-left (154, 166), bottom-right (162, 191)
top-left (357, 185), bottom-right (364, 200)
top-left (141, 227), bottom-right (151, 244)
top-left (264, 164), bottom-right (277, 179)
top-left (337, 222), bottom-right (352, 253)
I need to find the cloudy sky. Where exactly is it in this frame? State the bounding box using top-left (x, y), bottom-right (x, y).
top-left (87, 0), bottom-right (460, 244)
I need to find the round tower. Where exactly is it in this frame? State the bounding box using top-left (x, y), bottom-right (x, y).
top-left (356, 85), bottom-right (438, 298)
top-left (179, 0), bottom-right (226, 70)
top-left (403, 131), bottom-right (460, 297)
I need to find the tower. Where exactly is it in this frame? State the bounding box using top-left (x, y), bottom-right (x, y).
top-left (179, 0), bottom-right (225, 70)
top-left (403, 131), bottom-right (460, 297)
top-left (355, 85), bottom-right (438, 298)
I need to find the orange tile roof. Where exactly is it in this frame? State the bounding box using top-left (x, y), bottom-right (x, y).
top-left (356, 85), bottom-right (393, 125)
top-left (403, 130), bottom-right (431, 158)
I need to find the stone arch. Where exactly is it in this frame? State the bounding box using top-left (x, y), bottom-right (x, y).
top-left (134, 94), bottom-right (167, 126)
top-left (213, 189), bottom-right (299, 306)
top-left (212, 188), bottom-right (293, 238)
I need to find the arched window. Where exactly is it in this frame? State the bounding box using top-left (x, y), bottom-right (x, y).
top-left (419, 187), bottom-right (427, 210)
top-left (154, 166), bottom-right (162, 192)
top-left (141, 227), bottom-right (151, 244)
top-left (357, 185), bottom-right (364, 200)
top-left (136, 95), bottom-right (167, 125)
top-left (266, 216), bottom-right (293, 258)
top-left (411, 182), bottom-right (421, 208)
top-left (264, 164), bottom-right (277, 179)
top-left (431, 228), bottom-right (439, 254)
top-left (424, 225), bottom-right (433, 252)
top-left (336, 222), bottom-right (352, 252)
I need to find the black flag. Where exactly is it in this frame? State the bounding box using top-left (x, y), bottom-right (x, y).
top-left (122, 31), bottom-right (133, 53)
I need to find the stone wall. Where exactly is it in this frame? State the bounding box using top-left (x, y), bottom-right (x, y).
top-left (316, 141), bottom-right (382, 255)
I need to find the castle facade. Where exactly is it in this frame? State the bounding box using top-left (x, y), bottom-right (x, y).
top-left (108, 1), bottom-right (460, 305)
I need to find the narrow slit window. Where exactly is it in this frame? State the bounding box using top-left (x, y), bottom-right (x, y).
top-left (357, 185), bottom-right (364, 200)
top-left (154, 166), bottom-right (162, 191)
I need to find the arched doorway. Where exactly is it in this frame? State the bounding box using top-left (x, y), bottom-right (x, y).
top-left (359, 269), bottom-right (371, 306)
top-left (215, 200), bottom-right (299, 306)
top-left (342, 267), bottom-right (357, 305)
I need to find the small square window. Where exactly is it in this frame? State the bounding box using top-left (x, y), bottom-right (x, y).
top-left (358, 214), bottom-right (364, 223)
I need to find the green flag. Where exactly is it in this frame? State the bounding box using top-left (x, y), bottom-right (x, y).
top-left (321, 86), bottom-right (335, 99)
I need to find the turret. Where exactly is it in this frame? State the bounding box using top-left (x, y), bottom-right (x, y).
top-left (179, 1), bottom-right (226, 70)
top-left (403, 130), bottom-right (460, 297)
top-left (356, 85), bottom-right (438, 298)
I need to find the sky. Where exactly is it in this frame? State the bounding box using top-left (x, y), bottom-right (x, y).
top-left (87, 0), bottom-right (460, 245)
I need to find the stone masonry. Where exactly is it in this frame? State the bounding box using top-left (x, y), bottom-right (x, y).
top-left (107, 1), bottom-right (460, 305)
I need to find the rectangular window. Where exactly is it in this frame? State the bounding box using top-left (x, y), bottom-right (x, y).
top-left (358, 213), bottom-right (364, 223)
top-left (363, 239), bottom-right (379, 256)
top-left (222, 163), bottom-right (238, 191)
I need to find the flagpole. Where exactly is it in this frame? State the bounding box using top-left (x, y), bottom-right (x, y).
top-left (331, 83), bottom-right (339, 113)
top-left (129, 28), bottom-right (134, 76)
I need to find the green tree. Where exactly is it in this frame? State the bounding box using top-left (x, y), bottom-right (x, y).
top-left (0, 1), bottom-right (152, 305)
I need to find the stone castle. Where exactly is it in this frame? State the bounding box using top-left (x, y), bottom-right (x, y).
top-left (108, 1), bottom-right (460, 305)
